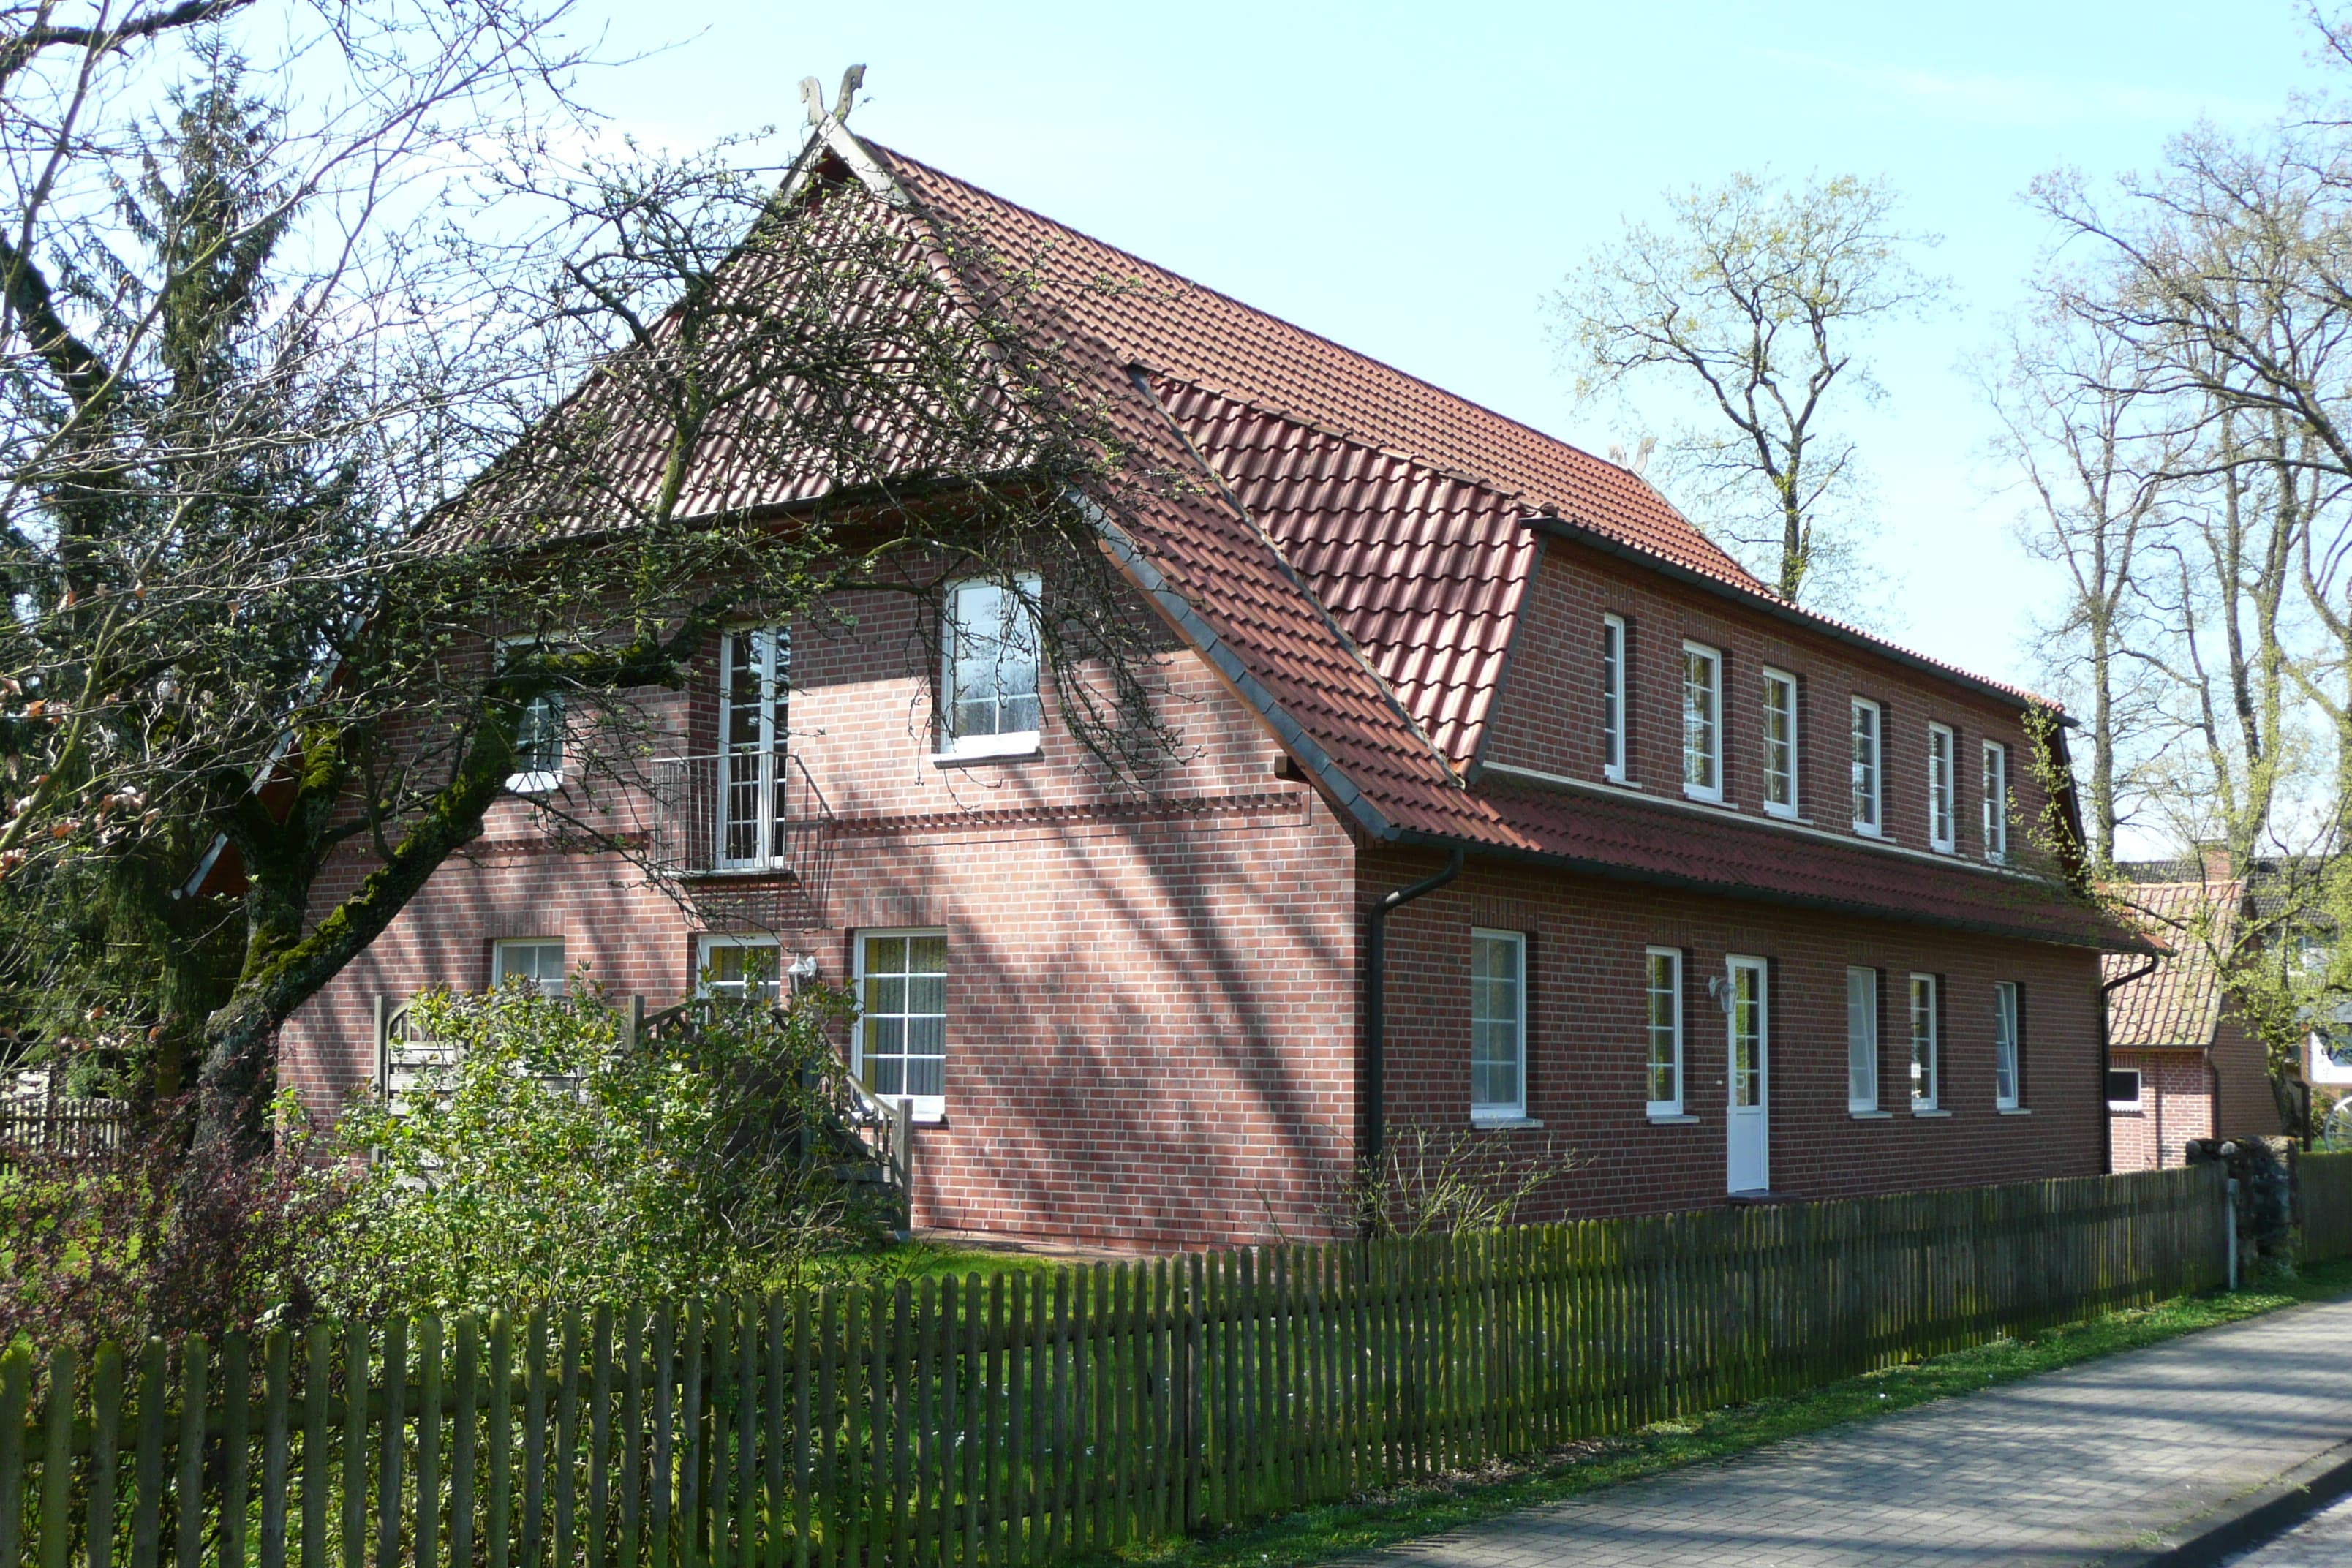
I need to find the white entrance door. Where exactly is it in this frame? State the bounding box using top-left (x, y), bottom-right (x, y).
top-left (1726, 955), bottom-right (1770, 1194)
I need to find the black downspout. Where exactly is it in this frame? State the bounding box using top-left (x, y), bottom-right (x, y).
top-left (2100, 954), bottom-right (2158, 1175)
top-left (1364, 846), bottom-right (1468, 1177)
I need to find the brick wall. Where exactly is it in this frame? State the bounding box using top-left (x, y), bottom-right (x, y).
top-left (2108, 1049), bottom-right (2214, 1172)
top-left (1484, 546), bottom-right (2051, 864)
top-left (2212, 1008), bottom-right (2285, 1140)
top-left (280, 590), bottom-right (1362, 1253)
top-left (1366, 848), bottom-right (2106, 1216)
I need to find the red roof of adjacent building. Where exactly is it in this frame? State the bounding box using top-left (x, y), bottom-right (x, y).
top-left (2104, 881), bottom-right (2242, 1047)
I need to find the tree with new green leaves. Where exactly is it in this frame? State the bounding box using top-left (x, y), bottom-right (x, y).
top-left (1551, 171), bottom-right (1944, 606)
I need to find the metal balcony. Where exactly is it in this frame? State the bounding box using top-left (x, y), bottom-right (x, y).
top-left (647, 750), bottom-right (836, 928)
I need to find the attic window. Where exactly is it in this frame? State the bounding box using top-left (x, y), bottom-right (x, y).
top-left (939, 576), bottom-right (1041, 760)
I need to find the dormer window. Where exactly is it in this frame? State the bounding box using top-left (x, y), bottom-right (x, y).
top-left (940, 575), bottom-right (1042, 759)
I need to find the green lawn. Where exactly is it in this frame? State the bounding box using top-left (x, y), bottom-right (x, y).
top-left (1073, 1257), bottom-right (2352, 1568)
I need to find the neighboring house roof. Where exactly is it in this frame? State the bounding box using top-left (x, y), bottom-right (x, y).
top-left (2105, 881), bottom-right (2242, 1048)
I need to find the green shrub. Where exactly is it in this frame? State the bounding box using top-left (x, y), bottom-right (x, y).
top-left (320, 981), bottom-right (888, 1315)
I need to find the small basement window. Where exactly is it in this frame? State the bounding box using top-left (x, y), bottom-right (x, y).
top-left (2107, 1067), bottom-right (2143, 1110)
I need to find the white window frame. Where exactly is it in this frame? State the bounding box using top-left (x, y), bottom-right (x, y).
top-left (696, 933), bottom-right (782, 1003)
top-left (492, 938), bottom-right (568, 996)
top-left (938, 574), bottom-right (1043, 761)
top-left (1910, 972), bottom-right (1940, 1111)
top-left (717, 626), bottom-right (790, 870)
top-left (1681, 640), bottom-right (1722, 803)
top-left (1470, 929), bottom-right (1528, 1123)
top-left (2107, 1066), bottom-right (2143, 1111)
top-left (853, 928), bottom-right (948, 1123)
top-left (1727, 954), bottom-right (1768, 1111)
top-left (497, 637), bottom-right (565, 796)
top-left (1983, 740), bottom-right (2010, 864)
top-left (1928, 723), bottom-right (1956, 853)
top-left (1847, 966), bottom-right (1879, 1113)
top-left (1645, 946), bottom-right (1684, 1117)
top-left (1851, 698), bottom-right (1882, 837)
top-left (1602, 614), bottom-right (1627, 782)
top-left (1994, 981), bottom-right (2021, 1110)
top-left (1762, 667), bottom-right (1798, 820)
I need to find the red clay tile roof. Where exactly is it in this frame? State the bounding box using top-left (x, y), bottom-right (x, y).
top-left (2104, 881), bottom-right (2241, 1047)
top-left (1151, 378), bottom-right (1537, 767)
top-left (863, 144), bottom-right (1759, 593)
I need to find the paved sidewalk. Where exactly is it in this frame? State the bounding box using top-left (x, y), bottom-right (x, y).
top-left (1345, 1296), bottom-right (2352, 1567)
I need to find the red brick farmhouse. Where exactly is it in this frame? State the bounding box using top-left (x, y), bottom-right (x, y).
top-left (279, 122), bottom-right (2136, 1250)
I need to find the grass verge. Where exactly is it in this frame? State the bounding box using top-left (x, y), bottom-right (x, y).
top-left (1084, 1257), bottom-right (2352, 1568)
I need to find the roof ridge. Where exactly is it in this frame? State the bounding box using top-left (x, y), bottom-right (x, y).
top-left (854, 140), bottom-right (1716, 541)
top-left (1146, 371), bottom-right (1532, 505)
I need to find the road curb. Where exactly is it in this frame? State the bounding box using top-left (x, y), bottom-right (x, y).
top-left (2097, 1436), bottom-right (2352, 1567)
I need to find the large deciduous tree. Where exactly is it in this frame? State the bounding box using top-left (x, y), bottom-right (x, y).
top-left (0, 12), bottom-right (1174, 1154)
top-left (1551, 170), bottom-right (1943, 605)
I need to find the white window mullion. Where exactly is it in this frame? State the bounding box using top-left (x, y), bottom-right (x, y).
top-left (1602, 615), bottom-right (1627, 781)
top-left (1851, 698), bottom-right (1882, 836)
top-left (1471, 929), bottom-right (1528, 1123)
top-left (1910, 973), bottom-right (1940, 1111)
top-left (1928, 723), bottom-right (1956, 853)
top-left (1847, 967), bottom-right (1878, 1112)
top-left (1646, 947), bottom-right (1684, 1116)
top-left (1681, 641), bottom-right (1722, 803)
top-left (1983, 741), bottom-right (2010, 863)
top-left (1762, 668), bottom-right (1798, 819)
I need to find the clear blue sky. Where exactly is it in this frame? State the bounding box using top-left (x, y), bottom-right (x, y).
top-left (583, 1), bottom-right (2326, 693)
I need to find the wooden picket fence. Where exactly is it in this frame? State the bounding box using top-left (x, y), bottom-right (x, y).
top-left (0, 1099), bottom-right (127, 1170)
top-left (2300, 1150), bottom-right (2352, 1264)
top-left (0, 1165), bottom-right (2226, 1568)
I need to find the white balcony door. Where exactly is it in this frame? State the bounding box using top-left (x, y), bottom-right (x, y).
top-left (1726, 955), bottom-right (1770, 1194)
top-left (719, 628), bottom-right (788, 867)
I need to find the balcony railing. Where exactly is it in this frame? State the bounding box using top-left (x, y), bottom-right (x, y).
top-left (646, 750), bottom-right (836, 929)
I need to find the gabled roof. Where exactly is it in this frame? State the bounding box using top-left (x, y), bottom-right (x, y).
top-left (2105, 881), bottom-right (2242, 1048)
top-left (451, 118), bottom-right (2116, 947)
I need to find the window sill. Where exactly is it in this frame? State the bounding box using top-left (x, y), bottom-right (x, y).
top-left (1910, 1107), bottom-right (1952, 1119)
top-left (1682, 788), bottom-right (1730, 807)
top-left (1646, 1111), bottom-right (1699, 1125)
top-left (1763, 804), bottom-right (1801, 823)
top-left (1853, 823), bottom-right (1882, 839)
top-left (1997, 1105), bottom-right (2031, 1116)
top-left (1930, 843), bottom-right (1956, 856)
top-left (1471, 1114), bottom-right (1542, 1130)
top-left (1848, 1109), bottom-right (1893, 1120)
top-left (1604, 772), bottom-right (1636, 789)
top-left (505, 771), bottom-right (563, 796)
top-left (932, 733), bottom-right (1041, 765)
